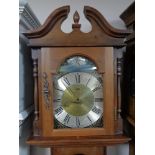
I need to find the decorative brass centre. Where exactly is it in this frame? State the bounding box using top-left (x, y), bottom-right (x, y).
top-left (62, 84), bottom-right (94, 116)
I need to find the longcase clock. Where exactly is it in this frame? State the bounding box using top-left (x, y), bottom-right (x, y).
top-left (23, 6), bottom-right (131, 155)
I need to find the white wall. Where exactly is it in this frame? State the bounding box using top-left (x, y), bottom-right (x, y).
top-left (26, 1), bottom-right (134, 155)
top-left (107, 144), bottom-right (129, 155)
top-left (19, 23), bottom-right (33, 155)
top-left (28, 0), bottom-right (134, 31)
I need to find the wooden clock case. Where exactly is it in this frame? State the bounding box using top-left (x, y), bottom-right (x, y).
top-left (23, 5), bottom-right (131, 155)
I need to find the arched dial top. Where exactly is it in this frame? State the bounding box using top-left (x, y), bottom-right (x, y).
top-left (53, 56), bottom-right (104, 128)
top-left (58, 55), bottom-right (97, 73)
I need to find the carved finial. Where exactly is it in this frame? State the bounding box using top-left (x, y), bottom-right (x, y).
top-left (73, 11), bottom-right (80, 24)
top-left (72, 11), bottom-right (81, 29)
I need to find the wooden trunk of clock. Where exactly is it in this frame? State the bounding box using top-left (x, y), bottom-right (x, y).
top-left (52, 147), bottom-right (106, 155)
top-left (23, 5), bottom-right (131, 155)
top-left (38, 47), bottom-right (114, 137)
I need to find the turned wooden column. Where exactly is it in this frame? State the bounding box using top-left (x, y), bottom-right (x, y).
top-left (32, 49), bottom-right (40, 136)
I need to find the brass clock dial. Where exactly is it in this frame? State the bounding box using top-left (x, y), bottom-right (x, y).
top-left (53, 56), bottom-right (104, 128)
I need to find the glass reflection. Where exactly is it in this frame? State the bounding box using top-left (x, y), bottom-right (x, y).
top-left (58, 56), bottom-right (97, 73)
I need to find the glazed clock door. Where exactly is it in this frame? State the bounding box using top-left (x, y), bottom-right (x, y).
top-left (40, 47), bottom-right (114, 137)
top-left (53, 56), bottom-right (103, 129)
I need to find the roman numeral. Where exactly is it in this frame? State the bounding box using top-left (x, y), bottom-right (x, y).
top-left (87, 116), bottom-right (92, 123)
top-left (75, 73), bottom-right (80, 83)
top-left (94, 98), bottom-right (103, 102)
top-left (97, 77), bottom-right (103, 84)
top-left (63, 77), bottom-right (70, 86)
top-left (86, 77), bottom-right (91, 86)
top-left (54, 83), bottom-right (64, 92)
top-left (55, 106), bottom-right (63, 115)
top-left (63, 114), bottom-right (71, 124)
top-left (92, 106), bottom-right (101, 114)
top-left (55, 88), bottom-right (64, 92)
top-left (92, 86), bottom-right (101, 92)
top-left (54, 98), bottom-right (61, 102)
top-left (76, 117), bottom-right (80, 127)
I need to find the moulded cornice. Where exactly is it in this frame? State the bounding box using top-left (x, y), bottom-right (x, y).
top-left (19, 2), bottom-right (41, 30)
top-left (84, 6), bottom-right (131, 38)
top-left (23, 6), bottom-right (70, 38)
top-left (23, 6), bottom-right (132, 47)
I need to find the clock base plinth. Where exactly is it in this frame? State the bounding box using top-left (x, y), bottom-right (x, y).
top-left (51, 147), bottom-right (106, 155)
top-left (27, 135), bottom-right (131, 155)
top-left (26, 135), bottom-right (131, 147)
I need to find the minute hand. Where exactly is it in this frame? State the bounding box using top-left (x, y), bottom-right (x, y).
top-left (62, 83), bottom-right (78, 99)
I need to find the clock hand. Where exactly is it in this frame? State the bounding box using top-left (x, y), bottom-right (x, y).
top-left (60, 80), bottom-right (76, 99)
top-left (79, 91), bottom-right (90, 100)
top-left (67, 87), bottom-right (79, 100)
